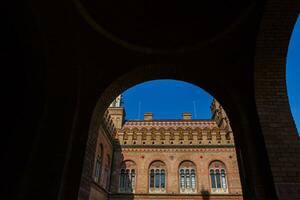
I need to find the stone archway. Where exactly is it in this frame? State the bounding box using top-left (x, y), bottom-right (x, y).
top-left (254, 1), bottom-right (300, 198)
top-left (78, 64), bottom-right (277, 200)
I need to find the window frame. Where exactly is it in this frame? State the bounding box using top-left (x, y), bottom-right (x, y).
top-left (209, 161), bottom-right (228, 194)
top-left (149, 161), bottom-right (167, 193)
top-left (119, 161), bottom-right (136, 193)
top-left (178, 161), bottom-right (197, 193)
top-left (93, 144), bottom-right (103, 184)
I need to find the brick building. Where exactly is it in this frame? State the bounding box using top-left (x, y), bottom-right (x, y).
top-left (89, 96), bottom-right (243, 200)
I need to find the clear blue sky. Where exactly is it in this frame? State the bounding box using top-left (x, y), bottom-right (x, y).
top-left (123, 80), bottom-right (213, 120)
top-left (121, 15), bottom-right (299, 135)
top-left (287, 14), bottom-right (300, 134)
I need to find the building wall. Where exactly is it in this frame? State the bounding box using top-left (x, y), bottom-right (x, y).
top-left (106, 104), bottom-right (243, 199)
top-left (110, 146), bottom-right (242, 197)
top-left (89, 124), bottom-right (114, 200)
top-left (89, 103), bottom-right (243, 199)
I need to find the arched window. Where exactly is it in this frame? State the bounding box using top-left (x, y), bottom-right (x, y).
top-left (94, 158), bottom-right (101, 182)
top-left (94, 144), bottom-right (103, 183)
top-left (209, 161), bottom-right (228, 193)
top-left (119, 160), bottom-right (136, 193)
top-left (149, 161), bottom-right (166, 193)
top-left (120, 169), bottom-right (125, 190)
top-left (179, 161), bottom-right (197, 193)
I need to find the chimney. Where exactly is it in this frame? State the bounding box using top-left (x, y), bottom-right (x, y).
top-left (144, 112), bottom-right (153, 120)
top-left (182, 112), bottom-right (192, 120)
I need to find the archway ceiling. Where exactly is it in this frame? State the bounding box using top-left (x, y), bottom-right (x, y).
top-left (76, 0), bottom-right (257, 51)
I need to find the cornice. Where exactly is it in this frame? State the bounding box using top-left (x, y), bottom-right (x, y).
top-left (118, 144), bottom-right (235, 148)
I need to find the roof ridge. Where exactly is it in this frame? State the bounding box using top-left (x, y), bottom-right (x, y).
top-left (125, 119), bottom-right (213, 122)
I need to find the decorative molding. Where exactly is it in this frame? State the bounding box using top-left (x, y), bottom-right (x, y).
top-left (115, 146), bottom-right (235, 153)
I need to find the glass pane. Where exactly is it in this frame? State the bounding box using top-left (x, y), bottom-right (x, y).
top-left (120, 171), bottom-right (125, 190)
top-left (161, 170), bottom-right (165, 188)
top-left (191, 173), bottom-right (196, 189)
top-left (216, 169), bottom-right (221, 188)
top-left (131, 172), bottom-right (135, 191)
top-left (150, 169), bottom-right (154, 188)
top-left (221, 169), bottom-right (226, 189)
top-left (125, 170), bottom-right (129, 191)
top-left (210, 170), bottom-right (216, 188)
top-left (186, 169), bottom-right (190, 188)
top-left (155, 169), bottom-right (160, 188)
top-left (180, 174), bottom-right (185, 189)
top-left (95, 160), bottom-right (100, 179)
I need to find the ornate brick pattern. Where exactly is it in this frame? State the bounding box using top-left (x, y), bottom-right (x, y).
top-left (88, 100), bottom-right (243, 199)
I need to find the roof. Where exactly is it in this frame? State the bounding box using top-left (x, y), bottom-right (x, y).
top-left (121, 119), bottom-right (218, 130)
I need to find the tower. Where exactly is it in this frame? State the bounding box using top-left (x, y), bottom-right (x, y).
top-left (106, 94), bottom-right (125, 130)
top-left (210, 99), bottom-right (232, 132)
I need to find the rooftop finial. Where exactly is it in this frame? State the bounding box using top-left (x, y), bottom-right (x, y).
top-left (109, 94), bottom-right (123, 107)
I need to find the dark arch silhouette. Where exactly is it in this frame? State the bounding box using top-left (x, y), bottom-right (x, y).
top-left (3, 0), bottom-right (300, 199)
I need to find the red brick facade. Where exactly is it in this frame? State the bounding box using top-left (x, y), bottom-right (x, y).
top-left (89, 100), bottom-right (243, 200)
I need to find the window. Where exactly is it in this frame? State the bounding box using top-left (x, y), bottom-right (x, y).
top-left (94, 144), bottom-right (103, 183)
top-left (105, 155), bottom-right (111, 190)
top-left (119, 160), bottom-right (136, 193)
top-left (179, 161), bottom-right (197, 193)
top-left (149, 161), bottom-right (166, 193)
top-left (94, 158), bottom-right (101, 182)
top-left (209, 161), bottom-right (228, 193)
top-left (120, 169), bottom-right (125, 190)
top-left (161, 169), bottom-right (165, 189)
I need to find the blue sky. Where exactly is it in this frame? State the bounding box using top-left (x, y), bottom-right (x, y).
top-left (286, 14), bottom-right (300, 134)
top-left (123, 80), bottom-right (213, 120)
top-left (121, 15), bottom-right (299, 134)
